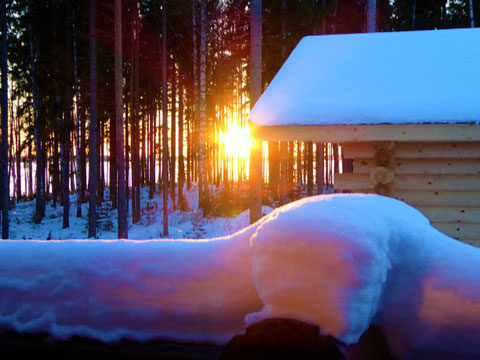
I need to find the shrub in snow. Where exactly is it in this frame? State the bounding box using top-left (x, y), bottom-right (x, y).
top-left (0, 194), bottom-right (479, 359)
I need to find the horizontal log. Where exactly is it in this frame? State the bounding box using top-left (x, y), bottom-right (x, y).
top-left (461, 240), bottom-right (480, 247)
top-left (343, 142), bottom-right (480, 159)
top-left (392, 190), bottom-right (480, 207)
top-left (251, 124), bottom-right (480, 142)
top-left (432, 222), bottom-right (480, 241)
top-left (353, 158), bottom-right (480, 175)
top-left (335, 173), bottom-right (480, 191)
top-left (417, 206), bottom-right (480, 223)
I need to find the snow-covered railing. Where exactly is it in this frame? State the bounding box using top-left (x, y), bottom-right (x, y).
top-left (1, 194), bottom-right (479, 358)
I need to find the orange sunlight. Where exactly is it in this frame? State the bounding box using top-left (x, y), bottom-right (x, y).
top-left (219, 122), bottom-right (252, 182)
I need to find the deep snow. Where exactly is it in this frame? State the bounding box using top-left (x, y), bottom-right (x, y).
top-left (1, 193), bottom-right (480, 359)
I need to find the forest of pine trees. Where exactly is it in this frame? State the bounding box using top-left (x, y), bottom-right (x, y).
top-left (0, 0), bottom-right (478, 239)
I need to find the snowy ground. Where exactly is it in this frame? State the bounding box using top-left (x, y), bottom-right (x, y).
top-left (9, 185), bottom-right (273, 241)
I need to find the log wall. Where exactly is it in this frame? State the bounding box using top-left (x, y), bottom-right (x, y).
top-left (335, 141), bottom-right (480, 247)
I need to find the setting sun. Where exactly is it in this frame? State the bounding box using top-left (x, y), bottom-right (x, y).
top-left (219, 124), bottom-right (252, 158)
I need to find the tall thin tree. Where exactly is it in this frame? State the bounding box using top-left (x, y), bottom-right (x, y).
top-left (73, 18), bottom-right (82, 218)
top-left (1, 0), bottom-right (8, 238)
top-left (198, 0), bottom-right (209, 215)
top-left (249, 0), bottom-right (262, 224)
top-left (367, 0), bottom-right (377, 32)
top-left (469, 0), bottom-right (475, 27)
top-left (115, 0), bottom-right (127, 238)
top-left (88, 0), bottom-right (98, 238)
top-left (162, 0), bottom-right (169, 236)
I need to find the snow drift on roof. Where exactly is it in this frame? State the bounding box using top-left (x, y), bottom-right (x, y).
top-left (249, 28), bottom-right (480, 126)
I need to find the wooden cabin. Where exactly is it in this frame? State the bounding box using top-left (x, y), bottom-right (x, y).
top-left (249, 28), bottom-right (480, 246)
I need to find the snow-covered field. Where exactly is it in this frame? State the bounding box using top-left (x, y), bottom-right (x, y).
top-left (9, 185), bottom-right (272, 241)
top-left (2, 192), bottom-right (480, 359)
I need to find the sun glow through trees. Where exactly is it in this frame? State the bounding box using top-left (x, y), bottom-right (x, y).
top-left (219, 122), bottom-right (252, 182)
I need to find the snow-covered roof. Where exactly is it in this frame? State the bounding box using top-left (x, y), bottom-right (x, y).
top-left (249, 28), bottom-right (480, 127)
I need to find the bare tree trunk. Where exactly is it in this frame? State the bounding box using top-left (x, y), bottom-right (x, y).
top-left (115, 0), bottom-right (127, 239)
top-left (170, 64), bottom-right (176, 207)
top-left (80, 105), bottom-right (86, 203)
top-left (110, 114), bottom-right (117, 209)
top-left (125, 81), bottom-right (129, 214)
top-left (15, 115), bottom-right (21, 202)
top-left (149, 99), bottom-right (155, 200)
top-left (178, 76), bottom-right (185, 207)
top-left (28, 141), bottom-right (33, 197)
top-left (198, 0), bottom-right (209, 215)
top-left (133, 16), bottom-right (140, 223)
top-left (30, 29), bottom-right (45, 222)
top-left (190, 0), bottom-right (197, 193)
top-left (73, 20), bottom-right (82, 217)
top-left (62, 3), bottom-right (73, 229)
top-left (98, 120), bottom-right (104, 204)
top-left (61, 124), bottom-right (70, 228)
top-left (412, 0), bottom-right (416, 30)
top-left (306, 141), bottom-right (313, 195)
top-left (1, 0), bottom-right (8, 238)
top-left (470, 0), bottom-right (475, 27)
top-left (279, 141), bottom-right (287, 205)
top-left (162, 0), bottom-right (169, 236)
top-left (249, 0), bottom-right (262, 223)
top-left (88, 0), bottom-right (98, 238)
top-left (316, 143), bottom-right (324, 194)
top-left (129, 9), bottom-right (136, 220)
top-left (52, 136), bottom-right (59, 207)
top-left (366, 0), bottom-right (377, 32)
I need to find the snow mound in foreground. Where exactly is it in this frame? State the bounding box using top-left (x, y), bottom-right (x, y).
top-left (1, 194), bottom-right (480, 359)
top-left (248, 194), bottom-right (480, 359)
top-left (0, 225), bottom-right (262, 344)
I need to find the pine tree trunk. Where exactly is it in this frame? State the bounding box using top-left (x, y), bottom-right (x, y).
top-left (306, 141), bottom-right (313, 195)
top-left (98, 120), bottom-right (104, 204)
top-left (88, 0), bottom-right (98, 238)
top-left (125, 80), bottom-right (129, 214)
top-left (133, 11), bottom-right (140, 223)
top-left (73, 20), bottom-right (82, 217)
top-left (28, 142), bottom-right (33, 197)
top-left (1, 0), bottom-right (7, 238)
top-left (249, 0), bottom-right (262, 223)
top-left (470, 0), bottom-right (475, 27)
top-left (162, 0), bottom-right (169, 236)
top-left (110, 114), bottom-right (117, 209)
top-left (170, 65), bottom-right (176, 207)
top-left (178, 76), bottom-right (185, 206)
top-left (366, 0), bottom-right (376, 32)
top-left (191, 0), bottom-right (198, 193)
top-left (129, 11), bottom-right (135, 219)
top-left (316, 143), bottom-right (324, 194)
top-left (52, 136), bottom-right (59, 207)
top-left (149, 99), bottom-right (155, 200)
top-left (62, 4), bottom-right (73, 229)
top-left (61, 129), bottom-right (70, 228)
top-left (412, 0), bottom-right (416, 30)
top-left (197, 0), bottom-right (210, 215)
top-left (15, 116), bottom-right (21, 202)
top-left (141, 107), bottom-right (147, 186)
top-left (80, 105), bottom-right (86, 203)
top-left (115, 0), bottom-right (127, 239)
